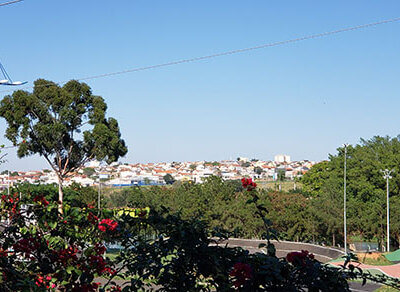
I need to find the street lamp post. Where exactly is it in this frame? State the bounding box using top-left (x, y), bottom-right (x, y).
top-left (343, 144), bottom-right (349, 254)
top-left (381, 169), bottom-right (393, 252)
top-left (7, 169), bottom-right (10, 196)
top-left (98, 178), bottom-right (101, 210)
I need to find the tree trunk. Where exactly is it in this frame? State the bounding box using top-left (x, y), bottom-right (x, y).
top-left (57, 175), bottom-right (64, 214)
top-left (332, 233), bottom-right (336, 247)
top-left (397, 234), bottom-right (400, 249)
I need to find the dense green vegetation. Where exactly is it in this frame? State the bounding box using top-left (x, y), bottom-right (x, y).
top-left (4, 182), bottom-right (398, 291)
top-left (302, 135), bottom-right (400, 250)
top-left (101, 135), bottom-right (400, 250)
top-left (100, 177), bottom-right (341, 244)
top-left (14, 134), bottom-right (400, 250)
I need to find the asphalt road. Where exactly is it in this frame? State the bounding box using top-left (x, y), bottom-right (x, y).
top-left (349, 281), bottom-right (382, 292)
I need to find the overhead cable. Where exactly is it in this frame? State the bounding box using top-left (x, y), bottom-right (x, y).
top-left (1, 16), bottom-right (400, 93)
top-left (0, 0), bottom-right (23, 7)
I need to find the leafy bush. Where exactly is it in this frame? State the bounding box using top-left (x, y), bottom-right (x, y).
top-left (1, 180), bottom-right (400, 291)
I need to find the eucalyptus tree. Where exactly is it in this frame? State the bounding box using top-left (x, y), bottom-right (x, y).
top-left (0, 79), bottom-right (127, 212)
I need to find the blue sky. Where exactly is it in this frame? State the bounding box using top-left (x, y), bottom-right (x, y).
top-left (1, 0), bottom-right (400, 171)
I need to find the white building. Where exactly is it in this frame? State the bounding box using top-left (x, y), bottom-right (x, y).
top-left (274, 154), bottom-right (291, 163)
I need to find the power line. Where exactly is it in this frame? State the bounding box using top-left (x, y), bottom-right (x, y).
top-left (1, 15), bottom-right (400, 93)
top-left (0, 0), bottom-right (23, 7)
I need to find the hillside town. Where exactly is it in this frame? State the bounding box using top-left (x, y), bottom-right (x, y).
top-left (0, 154), bottom-right (316, 189)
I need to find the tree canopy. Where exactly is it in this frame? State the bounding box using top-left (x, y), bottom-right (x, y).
top-left (0, 79), bottom-right (127, 210)
top-left (301, 135), bottom-right (400, 249)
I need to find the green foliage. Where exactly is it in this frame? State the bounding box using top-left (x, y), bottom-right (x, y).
top-left (104, 177), bottom-right (312, 240)
top-left (0, 144), bottom-right (6, 165)
top-left (302, 135), bottom-right (400, 249)
top-left (301, 160), bottom-right (330, 196)
top-left (12, 183), bottom-right (98, 207)
top-left (254, 166), bottom-right (263, 175)
top-left (0, 170), bottom-right (17, 176)
top-left (1, 182), bottom-right (399, 290)
top-left (241, 161), bottom-right (251, 168)
top-left (0, 79), bottom-right (127, 208)
top-left (163, 173), bottom-right (176, 185)
top-left (83, 167), bottom-right (96, 177)
top-left (277, 169), bottom-right (286, 181)
top-left (0, 192), bottom-right (119, 291)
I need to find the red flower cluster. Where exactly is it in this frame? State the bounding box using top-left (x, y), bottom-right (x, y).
top-left (13, 237), bottom-right (40, 259)
top-left (35, 275), bottom-right (55, 289)
top-left (54, 246), bottom-right (78, 267)
top-left (1, 193), bottom-right (20, 215)
top-left (87, 255), bottom-right (115, 275)
top-left (286, 250), bottom-right (314, 267)
top-left (33, 195), bottom-right (49, 206)
top-left (229, 262), bottom-right (252, 288)
top-left (94, 243), bottom-right (106, 255)
top-left (0, 248), bottom-right (8, 257)
top-left (108, 285), bottom-right (122, 292)
top-left (241, 178), bottom-right (257, 191)
top-left (98, 219), bottom-right (118, 232)
top-left (88, 212), bottom-right (99, 224)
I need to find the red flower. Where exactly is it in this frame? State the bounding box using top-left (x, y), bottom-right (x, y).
top-left (241, 178), bottom-right (257, 191)
top-left (87, 255), bottom-right (115, 275)
top-left (13, 237), bottom-right (40, 258)
top-left (0, 248), bottom-right (8, 257)
top-left (108, 285), bottom-right (122, 292)
top-left (98, 219), bottom-right (118, 232)
top-left (33, 195), bottom-right (49, 206)
top-left (229, 262), bottom-right (252, 288)
top-left (54, 246), bottom-right (78, 267)
top-left (286, 250), bottom-right (314, 266)
top-left (94, 243), bottom-right (106, 255)
top-left (35, 275), bottom-right (53, 289)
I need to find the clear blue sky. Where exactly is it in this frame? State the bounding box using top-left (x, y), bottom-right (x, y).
top-left (1, 0), bottom-right (400, 171)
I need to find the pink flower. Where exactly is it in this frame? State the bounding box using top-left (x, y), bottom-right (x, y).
top-left (98, 219), bottom-right (118, 232)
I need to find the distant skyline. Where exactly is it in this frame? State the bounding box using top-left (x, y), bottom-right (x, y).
top-left (1, 1), bottom-right (400, 171)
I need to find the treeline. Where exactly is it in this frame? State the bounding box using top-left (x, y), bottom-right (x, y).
top-left (9, 179), bottom-right (329, 243)
top-left (9, 136), bottom-right (400, 249)
top-left (102, 177), bottom-right (346, 246)
top-left (302, 135), bottom-right (400, 250)
top-left (103, 135), bottom-right (400, 249)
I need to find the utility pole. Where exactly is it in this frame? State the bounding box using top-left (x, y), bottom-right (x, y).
top-left (98, 178), bottom-right (101, 210)
top-left (7, 169), bottom-right (10, 195)
top-left (343, 144), bottom-right (349, 254)
top-left (381, 169), bottom-right (393, 252)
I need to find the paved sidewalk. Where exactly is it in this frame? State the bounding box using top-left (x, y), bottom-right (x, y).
top-left (331, 261), bottom-right (400, 278)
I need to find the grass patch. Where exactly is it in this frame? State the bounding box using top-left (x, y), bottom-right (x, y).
top-left (358, 253), bottom-right (393, 266)
top-left (374, 285), bottom-right (399, 291)
top-left (105, 250), bottom-right (121, 261)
